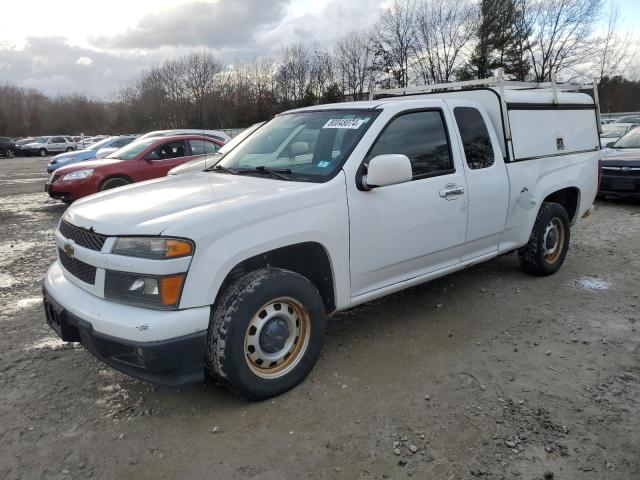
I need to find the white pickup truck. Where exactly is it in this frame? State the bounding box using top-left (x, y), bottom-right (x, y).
top-left (43, 77), bottom-right (601, 399)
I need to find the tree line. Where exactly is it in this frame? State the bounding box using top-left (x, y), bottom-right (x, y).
top-left (0, 0), bottom-right (637, 137)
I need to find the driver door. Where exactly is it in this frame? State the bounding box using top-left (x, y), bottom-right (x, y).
top-left (347, 107), bottom-right (469, 298)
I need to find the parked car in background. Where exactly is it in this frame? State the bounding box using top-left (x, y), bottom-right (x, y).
top-left (168, 122), bottom-right (264, 175)
top-left (22, 136), bottom-right (77, 157)
top-left (76, 135), bottom-right (109, 150)
top-left (0, 137), bottom-right (17, 158)
top-left (614, 115), bottom-right (640, 124)
top-left (138, 129), bottom-right (231, 143)
top-left (95, 135), bottom-right (139, 158)
top-left (600, 123), bottom-right (638, 146)
top-left (46, 134), bottom-right (224, 203)
top-left (14, 138), bottom-right (34, 156)
top-left (46, 135), bottom-right (138, 173)
top-left (599, 128), bottom-right (640, 198)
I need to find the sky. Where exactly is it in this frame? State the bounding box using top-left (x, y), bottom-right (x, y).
top-left (0, 0), bottom-right (638, 98)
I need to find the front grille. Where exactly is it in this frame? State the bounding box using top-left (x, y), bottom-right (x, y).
top-left (59, 220), bottom-right (107, 251)
top-left (58, 248), bottom-right (97, 285)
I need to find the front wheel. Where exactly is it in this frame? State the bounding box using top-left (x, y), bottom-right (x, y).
top-left (100, 177), bottom-right (130, 191)
top-left (65, 147), bottom-right (74, 152)
top-left (5, 148), bottom-right (15, 158)
top-left (518, 202), bottom-right (570, 276)
top-left (207, 267), bottom-right (326, 400)
top-left (38, 148), bottom-right (47, 157)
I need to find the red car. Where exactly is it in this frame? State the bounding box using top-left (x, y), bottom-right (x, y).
top-left (46, 135), bottom-right (223, 203)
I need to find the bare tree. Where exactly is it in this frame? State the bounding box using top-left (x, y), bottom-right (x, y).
top-left (591, 2), bottom-right (636, 80)
top-left (525, 0), bottom-right (603, 81)
top-left (335, 30), bottom-right (374, 99)
top-left (413, 0), bottom-right (477, 84)
top-left (371, 0), bottom-right (418, 88)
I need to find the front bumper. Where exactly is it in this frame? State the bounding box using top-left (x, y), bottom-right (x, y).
top-left (43, 261), bottom-right (210, 386)
top-left (599, 172), bottom-right (640, 197)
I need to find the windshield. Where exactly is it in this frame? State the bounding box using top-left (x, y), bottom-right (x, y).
top-left (106, 138), bottom-right (155, 160)
top-left (612, 128), bottom-right (640, 149)
top-left (602, 125), bottom-right (632, 138)
top-left (87, 137), bottom-right (116, 151)
top-left (616, 116), bottom-right (640, 123)
top-left (214, 110), bottom-right (377, 182)
top-left (218, 123), bottom-right (264, 155)
top-left (31, 137), bottom-right (49, 143)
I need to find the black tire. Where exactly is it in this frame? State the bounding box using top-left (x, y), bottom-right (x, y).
top-left (207, 267), bottom-right (326, 400)
top-left (518, 202), bottom-right (570, 276)
top-left (65, 147), bottom-right (74, 152)
top-left (100, 177), bottom-right (130, 191)
top-left (38, 148), bottom-right (47, 157)
top-left (5, 148), bottom-right (15, 158)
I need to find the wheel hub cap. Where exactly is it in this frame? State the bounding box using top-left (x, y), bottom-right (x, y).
top-left (259, 317), bottom-right (290, 353)
top-left (543, 218), bottom-right (564, 262)
top-left (244, 297), bottom-right (311, 379)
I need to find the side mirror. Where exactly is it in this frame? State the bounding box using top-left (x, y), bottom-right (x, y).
top-left (363, 154), bottom-right (413, 189)
top-left (606, 142), bottom-right (615, 148)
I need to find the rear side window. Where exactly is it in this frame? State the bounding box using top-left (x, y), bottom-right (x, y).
top-left (368, 110), bottom-right (452, 178)
top-left (189, 139), bottom-right (219, 155)
top-left (147, 140), bottom-right (187, 160)
top-left (454, 107), bottom-right (494, 170)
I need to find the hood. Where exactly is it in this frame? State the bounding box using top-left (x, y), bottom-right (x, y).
top-left (63, 172), bottom-right (312, 235)
top-left (602, 148), bottom-right (640, 166)
top-left (168, 156), bottom-right (218, 175)
top-left (54, 157), bottom-right (122, 174)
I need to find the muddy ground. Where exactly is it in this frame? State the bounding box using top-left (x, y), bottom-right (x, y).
top-left (0, 156), bottom-right (638, 480)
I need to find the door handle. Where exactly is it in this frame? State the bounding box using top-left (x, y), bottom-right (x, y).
top-left (439, 184), bottom-right (465, 199)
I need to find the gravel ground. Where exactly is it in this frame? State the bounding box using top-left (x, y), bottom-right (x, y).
top-left (1, 156), bottom-right (639, 480)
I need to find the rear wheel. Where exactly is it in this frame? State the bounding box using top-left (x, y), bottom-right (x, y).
top-left (518, 202), bottom-right (570, 276)
top-left (38, 148), bottom-right (47, 157)
top-left (100, 177), bottom-right (130, 191)
top-left (207, 267), bottom-right (326, 400)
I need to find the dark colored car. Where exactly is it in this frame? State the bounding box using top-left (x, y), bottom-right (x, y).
top-left (599, 128), bottom-right (640, 198)
top-left (0, 137), bottom-right (17, 158)
top-left (46, 134), bottom-right (223, 203)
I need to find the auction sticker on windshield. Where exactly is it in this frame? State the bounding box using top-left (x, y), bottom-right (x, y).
top-left (323, 118), bottom-right (366, 129)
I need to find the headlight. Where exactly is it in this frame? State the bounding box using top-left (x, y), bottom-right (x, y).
top-left (104, 271), bottom-right (186, 309)
top-left (62, 169), bottom-right (93, 181)
top-left (112, 237), bottom-right (194, 259)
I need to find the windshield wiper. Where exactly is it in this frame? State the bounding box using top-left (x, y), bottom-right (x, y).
top-left (209, 164), bottom-right (238, 174)
top-left (237, 166), bottom-right (292, 180)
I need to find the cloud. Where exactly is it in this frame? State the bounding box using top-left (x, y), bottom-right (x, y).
top-left (0, 37), bottom-right (154, 97)
top-left (0, 0), bottom-right (384, 96)
top-left (92, 0), bottom-right (289, 50)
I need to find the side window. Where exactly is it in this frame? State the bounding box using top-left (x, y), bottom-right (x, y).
top-left (113, 138), bottom-right (131, 148)
top-left (368, 110), bottom-right (452, 178)
top-left (51, 137), bottom-right (65, 143)
top-left (148, 140), bottom-right (187, 160)
top-left (189, 139), bottom-right (219, 156)
top-left (454, 107), bottom-right (495, 170)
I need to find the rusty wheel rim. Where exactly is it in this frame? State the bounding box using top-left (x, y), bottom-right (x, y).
top-left (543, 217), bottom-right (564, 264)
top-left (244, 297), bottom-right (310, 379)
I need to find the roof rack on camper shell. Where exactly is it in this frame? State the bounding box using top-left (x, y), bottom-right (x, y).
top-left (368, 69), bottom-right (603, 138)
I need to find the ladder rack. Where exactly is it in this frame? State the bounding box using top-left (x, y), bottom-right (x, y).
top-left (368, 69), bottom-right (603, 136)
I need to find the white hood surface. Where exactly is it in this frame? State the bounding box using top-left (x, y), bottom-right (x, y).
top-left (63, 172), bottom-right (312, 236)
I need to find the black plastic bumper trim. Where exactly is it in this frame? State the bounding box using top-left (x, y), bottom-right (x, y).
top-left (43, 286), bottom-right (207, 387)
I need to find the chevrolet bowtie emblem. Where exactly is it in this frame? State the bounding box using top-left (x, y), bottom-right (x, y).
top-left (64, 243), bottom-right (75, 258)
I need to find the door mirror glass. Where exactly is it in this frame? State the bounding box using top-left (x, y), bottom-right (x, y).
top-left (364, 154), bottom-right (413, 189)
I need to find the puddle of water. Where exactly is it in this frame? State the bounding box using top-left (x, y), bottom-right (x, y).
top-left (573, 276), bottom-right (609, 290)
